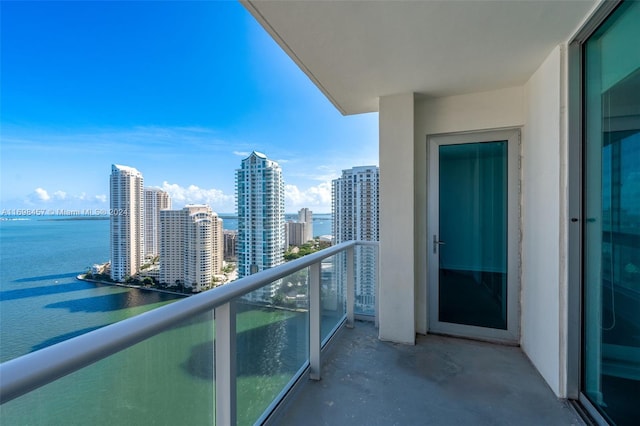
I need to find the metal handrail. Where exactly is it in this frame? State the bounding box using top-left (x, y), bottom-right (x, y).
top-left (0, 240), bottom-right (377, 406)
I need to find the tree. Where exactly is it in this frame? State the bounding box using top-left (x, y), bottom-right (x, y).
top-left (284, 238), bottom-right (328, 261)
top-left (272, 294), bottom-right (285, 306)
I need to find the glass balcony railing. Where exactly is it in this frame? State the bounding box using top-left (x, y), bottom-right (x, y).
top-left (0, 241), bottom-right (378, 425)
top-left (1, 311), bottom-right (216, 425)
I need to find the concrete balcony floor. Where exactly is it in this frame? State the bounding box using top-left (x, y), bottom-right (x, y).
top-left (275, 321), bottom-right (584, 426)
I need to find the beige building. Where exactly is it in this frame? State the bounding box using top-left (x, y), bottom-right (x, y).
top-left (160, 205), bottom-right (223, 292)
top-left (285, 221), bottom-right (307, 247)
top-left (298, 207), bottom-right (313, 242)
top-left (144, 188), bottom-right (171, 258)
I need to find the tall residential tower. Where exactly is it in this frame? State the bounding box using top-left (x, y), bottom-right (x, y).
top-left (332, 165), bottom-right (379, 313)
top-left (144, 188), bottom-right (171, 258)
top-left (298, 207), bottom-right (313, 242)
top-left (332, 166), bottom-right (379, 243)
top-left (159, 205), bottom-right (223, 293)
top-left (110, 164), bottom-right (144, 282)
top-left (236, 151), bottom-right (285, 301)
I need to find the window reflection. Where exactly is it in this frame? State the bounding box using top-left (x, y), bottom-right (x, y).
top-left (584, 2), bottom-right (640, 424)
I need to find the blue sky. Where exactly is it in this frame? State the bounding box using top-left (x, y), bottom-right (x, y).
top-left (0, 1), bottom-right (378, 214)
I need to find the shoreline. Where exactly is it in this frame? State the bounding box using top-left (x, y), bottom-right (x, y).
top-left (76, 275), bottom-right (308, 314)
top-left (76, 275), bottom-right (190, 297)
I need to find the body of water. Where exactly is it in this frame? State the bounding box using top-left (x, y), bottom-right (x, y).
top-left (0, 217), bottom-right (181, 362)
top-left (221, 212), bottom-right (333, 237)
top-left (0, 214), bottom-right (336, 425)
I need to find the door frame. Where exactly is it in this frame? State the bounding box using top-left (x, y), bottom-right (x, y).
top-left (427, 128), bottom-right (521, 343)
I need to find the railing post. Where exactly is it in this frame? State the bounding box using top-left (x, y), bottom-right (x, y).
top-left (215, 301), bottom-right (236, 425)
top-left (346, 245), bottom-right (355, 328)
top-left (309, 262), bottom-right (321, 380)
top-left (375, 243), bottom-right (380, 328)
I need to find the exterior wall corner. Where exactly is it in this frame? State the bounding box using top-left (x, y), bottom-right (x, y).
top-left (378, 93), bottom-right (416, 344)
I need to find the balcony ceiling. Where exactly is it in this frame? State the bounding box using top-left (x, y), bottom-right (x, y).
top-left (242, 0), bottom-right (597, 115)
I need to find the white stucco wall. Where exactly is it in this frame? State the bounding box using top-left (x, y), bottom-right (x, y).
top-left (413, 87), bottom-right (525, 335)
top-left (416, 87), bottom-right (525, 135)
top-left (521, 45), bottom-right (564, 397)
top-left (381, 51), bottom-right (568, 398)
top-left (378, 93), bottom-right (416, 344)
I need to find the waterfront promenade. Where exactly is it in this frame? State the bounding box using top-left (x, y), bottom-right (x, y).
top-left (77, 275), bottom-right (189, 297)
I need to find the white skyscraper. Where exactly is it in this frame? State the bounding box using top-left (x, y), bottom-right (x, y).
top-left (236, 151), bottom-right (285, 301)
top-left (144, 188), bottom-right (171, 258)
top-left (332, 165), bottom-right (379, 314)
top-left (332, 166), bottom-right (379, 243)
top-left (110, 164), bottom-right (144, 282)
top-left (159, 205), bottom-right (223, 293)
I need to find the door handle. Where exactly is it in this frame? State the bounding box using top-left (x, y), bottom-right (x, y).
top-left (433, 235), bottom-right (446, 254)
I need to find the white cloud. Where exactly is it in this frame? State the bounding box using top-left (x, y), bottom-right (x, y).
top-left (161, 181), bottom-right (234, 212)
top-left (233, 151), bottom-right (250, 157)
top-left (33, 188), bottom-right (51, 201)
top-left (19, 183), bottom-right (233, 212)
top-left (285, 182), bottom-right (332, 212)
top-left (24, 188), bottom-right (106, 207)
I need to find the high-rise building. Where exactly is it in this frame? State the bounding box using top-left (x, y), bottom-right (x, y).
top-left (159, 205), bottom-right (223, 293)
top-left (144, 188), bottom-right (171, 258)
top-left (332, 166), bottom-right (379, 314)
top-left (223, 230), bottom-right (237, 261)
top-left (332, 166), bottom-right (379, 243)
top-left (236, 151), bottom-right (285, 301)
top-left (110, 164), bottom-right (145, 282)
top-left (286, 221), bottom-right (307, 247)
top-left (285, 208), bottom-right (313, 247)
top-left (159, 209), bottom-right (184, 288)
top-left (298, 207), bottom-right (313, 242)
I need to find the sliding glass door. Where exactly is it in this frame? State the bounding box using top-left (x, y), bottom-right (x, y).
top-left (583, 2), bottom-right (640, 424)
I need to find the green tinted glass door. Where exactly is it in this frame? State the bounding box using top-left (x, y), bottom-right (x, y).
top-left (428, 130), bottom-right (519, 342)
top-left (438, 142), bottom-right (508, 329)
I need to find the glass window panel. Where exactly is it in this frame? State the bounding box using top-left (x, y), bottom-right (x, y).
top-left (321, 253), bottom-right (347, 341)
top-left (1, 311), bottom-right (215, 425)
top-left (438, 141), bottom-right (508, 330)
top-left (354, 245), bottom-right (378, 317)
top-left (236, 274), bottom-right (309, 425)
top-left (584, 2), bottom-right (640, 424)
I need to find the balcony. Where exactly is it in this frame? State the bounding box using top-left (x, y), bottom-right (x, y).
top-left (274, 321), bottom-right (583, 426)
top-left (0, 241), bottom-right (583, 425)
